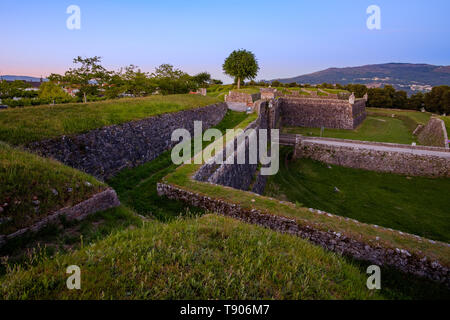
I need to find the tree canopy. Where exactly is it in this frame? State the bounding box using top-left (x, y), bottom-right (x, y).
top-left (38, 82), bottom-right (71, 102)
top-left (223, 49), bottom-right (259, 89)
top-left (49, 56), bottom-right (109, 103)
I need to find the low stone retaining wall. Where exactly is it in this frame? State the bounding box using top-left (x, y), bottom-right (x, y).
top-left (0, 188), bottom-right (120, 249)
top-left (418, 117), bottom-right (449, 148)
top-left (293, 136), bottom-right (450, 177)
top-left (280, 97), bottom-right (366, 130)
top-left (157, 183), bottom-right (449, 286)
top-left (27, 103), bottom-right (228, 180)
top-left (352, 99), bottom-right (367, 128)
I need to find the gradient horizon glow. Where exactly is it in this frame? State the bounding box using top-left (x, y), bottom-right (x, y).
top-left (1, 0), bottom-right (449, 83)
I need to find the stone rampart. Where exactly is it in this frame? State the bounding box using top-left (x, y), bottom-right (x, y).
top-left (27, 103), bottom-right (228, 180)
top-left (225, 91), bottom-right (261, 106)
top-left (293, 136), bottom-right (450, 177)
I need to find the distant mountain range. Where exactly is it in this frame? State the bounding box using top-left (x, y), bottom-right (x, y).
top-left (272, 63), bottom-right (450, 93)
top-left (0, 75), bottom-right (47, 82)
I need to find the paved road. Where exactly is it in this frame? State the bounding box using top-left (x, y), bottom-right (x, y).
top-left (303, 138), bottom-right (450, 159)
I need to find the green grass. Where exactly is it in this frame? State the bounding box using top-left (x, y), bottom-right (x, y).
top-left (283, 115), bottom-right (417, 144)
top-left (107, 110), bottom-right (249, 222)
top-left (367, 107), bottom-right (432, 125)
top-left (3, 213), bottom-right (448, 300)
top-left (265, 147), bottom-right (450, 242)
top-left (0, 214), bottom-right (386, 300)
top-left (162, 113), bottom-right (450, 266)
top-left (440, 116), bottom-right (450, 135)
top-left (0, 143), bottom-right (106, 235)
top-left (206, 86), bottom-right (261, 101)
top-left (323, 89), bottom-right (350, 94)
top-left (286, 88), bottom-right (311, 95)
top-left (206, 84), bottom-right (234, 101)
top-left (0, 94), bottom-right (220, 145)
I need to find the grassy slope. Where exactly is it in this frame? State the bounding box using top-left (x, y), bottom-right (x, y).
top-left (0, 214), bottom-right (385, 300)
top-left (235, 87), bottom-right (260, 94)
top-left (108, 110), bottom-right (248, 222)
top-left (206, 84), bottom-right (234, 101)
top-left (440, 116), bottom-right (450, 135)
top-left (367, 108), bottom-right (431, 125)
top-left (323, 89), bottom-right (350, 94)
top-left (0, 143), bottom-right (106, 235)
top-left (283, 116), bottom-right (417, 144)
top-left (0, 94), bottom-right (220, 145)
top-left (265, 147), bottom-right (450, 242)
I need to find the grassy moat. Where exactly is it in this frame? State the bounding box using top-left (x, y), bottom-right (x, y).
top-left (265, 146), bottom-right (450, 242)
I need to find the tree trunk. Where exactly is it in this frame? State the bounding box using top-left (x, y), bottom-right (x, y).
top-left (83, 92), bottom-right (87, 104)
top-left (237, 77), bottom-right (241, 90)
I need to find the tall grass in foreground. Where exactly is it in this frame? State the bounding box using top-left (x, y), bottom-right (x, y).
top-left (0, 215), bottom-right (382, 300)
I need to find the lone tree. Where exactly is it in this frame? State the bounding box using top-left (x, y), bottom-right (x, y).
top-left (223, 49), bottom-right (259, 89)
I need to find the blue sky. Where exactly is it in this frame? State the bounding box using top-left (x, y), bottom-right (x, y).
top-left (1, 0), bottom-right (449, 82)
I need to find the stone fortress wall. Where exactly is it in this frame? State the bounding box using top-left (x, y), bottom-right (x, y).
top-left (258, 87), bottom-right (367, 130)
top-left (225, 87), bottom-right (366, 131)
top-left (3, 103), bottom-right (229, 246)
top-left (27, 103), bottom-right (228, 180)
top-left (293, 136), bottom-right (450, 177)
top-left (194, 100), bottom-right (274, 194)
top-left (279, 96), bottom-right (366, 130)
top-left (252, 89), bottom-right (449, 178)
top-left (260, 88), bottom-right (282, 100)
